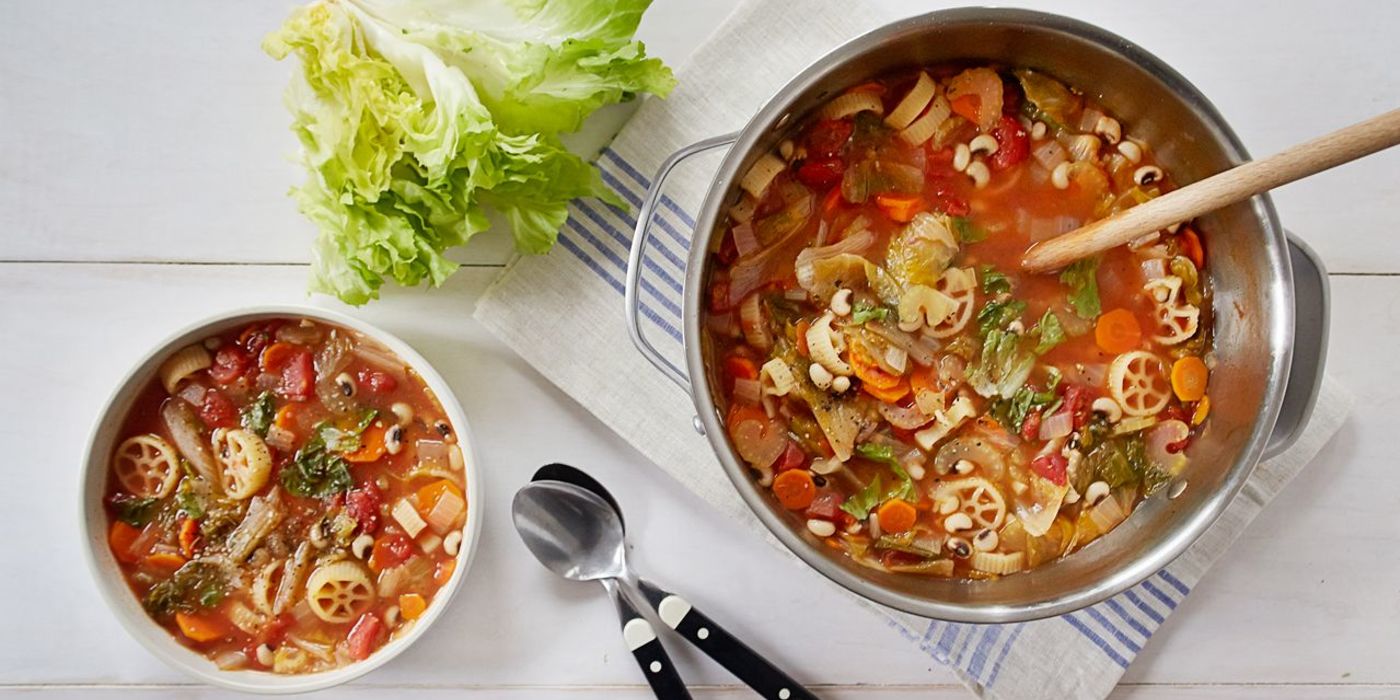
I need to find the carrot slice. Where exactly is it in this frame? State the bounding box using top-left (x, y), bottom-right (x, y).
top-left (1180, 228), bottom-right (1205, 268)
top-left (344, 424), bottom-right (387, 463)
top-left (794, 319), bottom-right (811, 358)
top-left (415, 479), bottom-right (465, 519)
top-left (863, 376), bottom-right (911, 403)
top-left (876, 499), bottom-right (918, 534)
top-left (1094, 308), bottom-right (1142, 354)
top-left (772, 470), bottom-right (816, 510)
top-left (850, 342), bottom-right (901, 390)
top-left (950, 94), bottom-right (980, 123)
top-left (175, 612), bottom-right (227, 643)
top-left (145, 551), bottom-right (187, 572)
top-left (874, 193), bottom-right (924, 223)
top-left (398, 593), bottom-right (428, 621)
top-left (178, 517), bottom-right (200, 558)
top-left (909, 366), bottom-right (938, 397)
top-left (109, 521), bottom-right (142, 564)
top-left (1171, 356), bottom-right (1209, 401)
top-left (1192, 395), bottom-right (1212, 425)
top-left (258, 341), bottom-right (299, 372)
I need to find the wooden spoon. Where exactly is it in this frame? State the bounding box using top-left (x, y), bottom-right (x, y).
top-left (1021, 107), bottom-right (1400, 272)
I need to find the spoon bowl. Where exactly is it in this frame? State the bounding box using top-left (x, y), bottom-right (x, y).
top-left (512, 481), bottom-right (629, 583)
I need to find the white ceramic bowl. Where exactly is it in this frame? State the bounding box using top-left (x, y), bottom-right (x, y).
top-left (79, 305), bottom-right (484, 693)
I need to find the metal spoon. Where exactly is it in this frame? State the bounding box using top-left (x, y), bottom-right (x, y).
top-left (526, 464), bottom-right (818, 700)
top-left (513, 480), bottom-right (690, 698)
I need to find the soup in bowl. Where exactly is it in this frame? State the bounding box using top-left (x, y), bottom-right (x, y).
top-left (81, 307), bottom-right (482, 692)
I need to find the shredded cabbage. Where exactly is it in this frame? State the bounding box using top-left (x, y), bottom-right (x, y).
top-left (264, 0), bottom-right (675, 304)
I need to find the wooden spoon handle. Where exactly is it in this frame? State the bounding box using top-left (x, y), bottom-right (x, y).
top-left (1022, 107), bottom-right (1400, 272)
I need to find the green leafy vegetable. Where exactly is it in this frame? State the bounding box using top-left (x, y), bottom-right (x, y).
top-left (952, 216), bottom-right (988, 243)
top-left (314, 410), bottom-right (378, 454)
top-left (1014, 69), bottom-right (1079, 131)
top-left (111, 495), bottom-right (161, 527)
top-left (875, 532), bottom-right (940, 557)
top-left (840, 475), bottom-right (885, 520)
top-left (967, 329), bottom-right (1036, 400)
top-left (1084, 435), bottom-right (1169, 494)
top-left (263, 0), bottom-right (676, 304)
top-left (850, 301), bottom-right (891, 325)
top-left (240, 391), bottom-right (276, 437)
top-left (175, 480), bottom-right (206, 519)
top-left (1060, 257), bottom-right (1102, 320)
top-left (143, 561), bottom-right (226, 617)
top-left (977, 298), bottom-right (1027, 337)
top-left (855, 443), bottom-right (920, 502)
top-left (1030, 309), bottom-right (1067, 354)
top-left (980, 265), bottom-right (1012, 296)
top-left (281, 421), bottom-right (357, 498)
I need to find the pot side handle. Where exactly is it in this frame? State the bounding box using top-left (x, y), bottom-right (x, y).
top-left (625, 132), bottom-right (740, 393)
top-left (1264, 232), bottom-right (1330, 460)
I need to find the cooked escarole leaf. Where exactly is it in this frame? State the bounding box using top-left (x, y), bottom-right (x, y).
top-left (968, 329), bottom-right (1035, 400)
top-left (1030, 309), bottom-right (1067, 354)
top-left (840, 475), bottom-right (885, 520)
top-left (1014, 69), bottom-right (1080, 131)
top-left (980, 265), bottom-right (1012, 296)
top-left (111, 494), bottom-right (162, 527)
top-left (1060, 257), bottom-right (1102, 320)
top-left (263, 0), bottom-right (675, 304)
top-left (977, 298), bottom-right (1027, 337)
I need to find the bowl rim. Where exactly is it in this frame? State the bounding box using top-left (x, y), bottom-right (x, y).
top-left (680, 7), bottom-right (1293, 622)
top-left (78, 304), bottom-right (484, 693)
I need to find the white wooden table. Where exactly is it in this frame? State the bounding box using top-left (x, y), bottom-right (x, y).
top-left (3, 1), bottom-right (1398, 697)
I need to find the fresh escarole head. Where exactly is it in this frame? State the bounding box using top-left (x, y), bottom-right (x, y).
top-left (264, 0), bottom-right (675, 304)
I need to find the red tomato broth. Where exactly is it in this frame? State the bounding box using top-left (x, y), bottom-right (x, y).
top-left (103, 318), bottom-right (468, 674)
top-left (705, 65), bottom-right (1212, 579)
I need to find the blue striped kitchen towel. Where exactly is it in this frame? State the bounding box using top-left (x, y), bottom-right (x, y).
top-left (474, 1), bottom-right (1354, 697)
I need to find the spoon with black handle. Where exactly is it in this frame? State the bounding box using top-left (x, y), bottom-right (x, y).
top-left (513, 479), bottom-right (690, 699)
top-left (531, 464), bottom-right (819, 700)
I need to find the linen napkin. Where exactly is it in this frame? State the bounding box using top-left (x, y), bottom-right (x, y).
top-left (474, 1), bottom-right (1354, 697)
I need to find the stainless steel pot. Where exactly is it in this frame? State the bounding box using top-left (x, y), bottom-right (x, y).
top-left (623, 8), bottom-right (1328, 622)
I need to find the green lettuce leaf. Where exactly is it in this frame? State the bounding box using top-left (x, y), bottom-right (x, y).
top-left (264, 0), bottom-right (673, 304)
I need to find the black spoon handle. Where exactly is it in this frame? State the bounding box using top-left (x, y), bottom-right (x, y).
top-left (637, 579), bottom-right (817, 700)
top-left (606, 580), bottom-right (691, 699)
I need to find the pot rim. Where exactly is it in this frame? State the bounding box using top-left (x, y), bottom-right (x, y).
top-left (680, 7), bottom-right (1294, 622)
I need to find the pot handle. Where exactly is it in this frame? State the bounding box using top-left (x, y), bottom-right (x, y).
top-left (1264, 232), bottom-right (1330, 460)
top-left (625, 132), bottom-right (741, 393)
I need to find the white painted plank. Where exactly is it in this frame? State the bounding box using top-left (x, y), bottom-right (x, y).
top-left (3, 1), bottom-right (1397, 274)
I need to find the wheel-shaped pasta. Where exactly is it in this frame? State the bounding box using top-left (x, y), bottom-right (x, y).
top-left (926, 268), bottom-right (977, 338)
top-left (157, 344), bottom-right (211, 394)
top-left (1108, 350), bottom-right (1171, 417)
top-left (113, 434), bottom-right (181, 498)
top-left (932, 477), bottom-right (1007, 530)
top-left (211, 428), bottom-right (272, 500)
top-left (1143, 276), bottom-right (1200, 345)
top-left (305, 560), bottom-right (376, 624)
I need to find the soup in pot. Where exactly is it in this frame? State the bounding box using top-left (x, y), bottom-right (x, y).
top-left (705, 65), bottom-right (1211, 578)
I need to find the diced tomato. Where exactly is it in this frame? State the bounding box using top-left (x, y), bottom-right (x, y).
top-left (795, 156), bottom-right (845, 189)
top-left (209, 346), bottom-right (251, 384)
top-left (776, 441), bottom-right (808, 472)
top-left (198, 390), bottom-right (239, 429)
top-left (346, 612), bottom-right (385, 661)
top-left (804, 119), bottom-right (854, 158)
top-left (357, 368), bottom-right (398, 394)
top-left (804, 488), bottom-right (842, 520)
top-left (244, 613), bottom-right (294, 662)
top-left (929, 177), bottom-right (969, 216)
top-left (277, 350), bottom-right (315, 402)
top-left (1020, 411), bottom-right (1042, 442)
top-left (715, 227), bottom-right (739, 266)
top-left (346, 485), bottom-right (383, 535)
top-left (709, 271), bottom-right (734, 313)
top-left (238, 322), bottom-right (279, 358)
top-left (1061, 385), bottom-right (1095, 430)
top-left (1030, 453), bottom-right (1068, 486)
top-left (988, 115), bottom-right (1029, 171)
top-left (369, 533), bottom-right (413, 571)
top-left (724, 354), bottom-right (759, 382)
